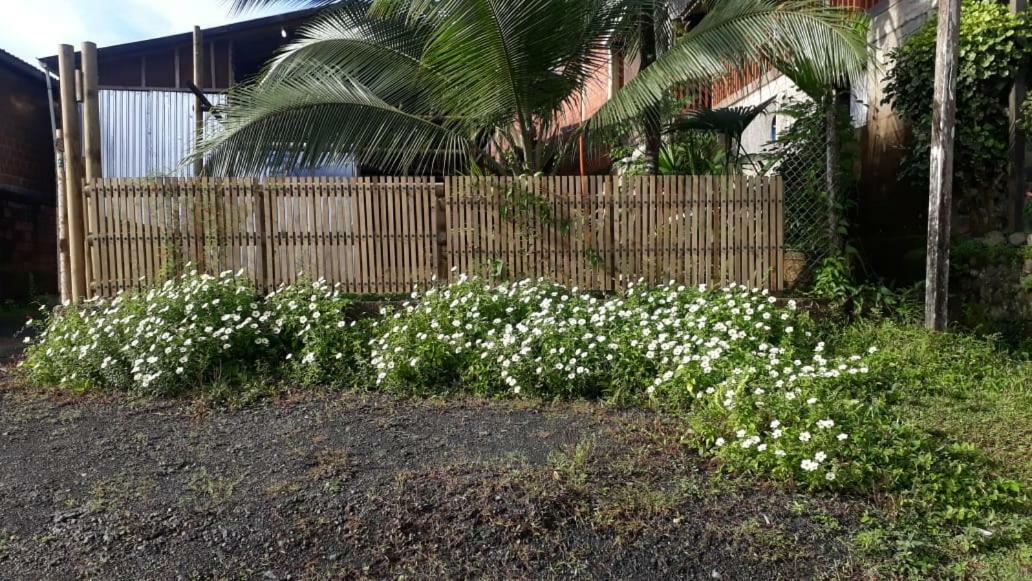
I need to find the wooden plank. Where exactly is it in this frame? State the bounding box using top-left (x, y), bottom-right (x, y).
top-left (370, 177), bottom-right (385, 293)
top-left (100, 180), bottom-right (114, 296)
top-left (358, 179), bottom-right (373, 292)
top-left (385, 176), bottom-right (399, 292)
top-left (151, 180), bottom-right (164, 284)
top-left (141, 179), bottom-right (154, 286)
top-left (289, 178), bottom-right (301, 283)
top-left (330, 179), bottom-right (343, 288)
top-left (410, 180), bottom-right (424, 286)
top-left (129, 178), bottom-right (142, 289)
top-left (401, 178), bottom-right (414, 290)
top-left (400, 176), bottom-right (413, 290)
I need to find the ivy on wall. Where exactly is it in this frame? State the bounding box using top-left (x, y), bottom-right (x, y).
top-left (883, 0), bottom-right (1031, 233)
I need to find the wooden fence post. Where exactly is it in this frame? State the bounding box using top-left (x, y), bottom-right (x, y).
top-left (57, 44), bottom-right (87, 302)
top-left (925, 0), bottom-right (961, 331)
top-left (81, 41), bottom-right (102, 297)
top-left (435, 180), bottom-right (448, 283)
top-left (1008, 0), bottom-right (1027, 231)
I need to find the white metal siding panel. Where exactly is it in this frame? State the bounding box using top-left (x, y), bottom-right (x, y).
top-left (98, 89), bottom-right (356, 178)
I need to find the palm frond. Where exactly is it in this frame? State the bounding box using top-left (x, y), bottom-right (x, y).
top-left (668, 96), bottom-right (775, 136)
top-left (194, 71), bottom-right (475, 175)
top-left (588, 0), bottom-right (868, 131)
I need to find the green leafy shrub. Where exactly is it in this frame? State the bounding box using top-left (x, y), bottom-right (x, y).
top-left (20, 271), bottom-right (366, 395)
top-left (883, 0), bottom-right (1032, 231)
top-left (22, 271), bottom-right (272, 395)
top-left (264, 279), bottom-right (365, 387)
top-left (368, 276), bottom-right (569, 395)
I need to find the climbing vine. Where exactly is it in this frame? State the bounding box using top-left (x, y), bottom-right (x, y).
top-left (883, 0), bottom-right (1031, 232)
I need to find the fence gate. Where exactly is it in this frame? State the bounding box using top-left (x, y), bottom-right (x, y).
top-left (81, 175), bottom-right (784, 297)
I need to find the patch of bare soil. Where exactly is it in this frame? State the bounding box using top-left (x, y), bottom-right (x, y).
top-left (0, 371), bottom-right (866, 580)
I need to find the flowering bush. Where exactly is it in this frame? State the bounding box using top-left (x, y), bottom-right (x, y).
top-left (370, 277), bottom-right (809, 400)
top-left (264, 279), bottom-right (365, 387)
top-left (368, 275), bottom-right (889, 489)
top-left (22, 271), bottom-right (274, 395)
top-left (21, 271), bottom-right (362, 395)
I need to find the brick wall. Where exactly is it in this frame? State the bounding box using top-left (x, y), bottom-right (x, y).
top-left (0, 64), bottom-right (55, 196)
top-left (0, 191), bottom-right (57, 300)
top-left (0, 55), bottom-right (58, 300)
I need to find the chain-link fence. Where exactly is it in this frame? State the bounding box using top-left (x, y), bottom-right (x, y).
top-left (760, 102), bottom-right (834, 288)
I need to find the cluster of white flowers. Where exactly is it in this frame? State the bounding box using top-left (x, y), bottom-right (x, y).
top-left (369, 276), bottom-right (819, 402)
top-left (22, 271), bottom-right (356, 394)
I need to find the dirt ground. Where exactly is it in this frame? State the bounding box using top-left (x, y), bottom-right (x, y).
top-left (0, 366), bottom-right (867, 580)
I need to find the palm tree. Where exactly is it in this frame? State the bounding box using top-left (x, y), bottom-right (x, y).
top-left (195, 0), bottom-right (867, 176)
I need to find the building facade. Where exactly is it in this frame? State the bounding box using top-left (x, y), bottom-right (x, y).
top-left (0, 49), bottom-right (57, 300)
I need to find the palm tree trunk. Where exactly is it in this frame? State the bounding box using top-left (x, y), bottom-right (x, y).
top-left (825, 89), bottom-right (842, 255)
top-left (640, 5), bottom-right (661, 175)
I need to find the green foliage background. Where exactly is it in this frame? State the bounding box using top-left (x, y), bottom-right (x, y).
top-left (883, 0), bottom-right (1031, 231)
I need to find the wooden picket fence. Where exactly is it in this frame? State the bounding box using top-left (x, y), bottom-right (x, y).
top-left (80, 175), bottom-right (784, 297)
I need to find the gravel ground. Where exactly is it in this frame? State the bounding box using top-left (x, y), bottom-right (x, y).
top-left (0, 366), bottom-right (867, 580)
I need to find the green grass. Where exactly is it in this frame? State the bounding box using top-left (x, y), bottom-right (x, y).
top-left (828, 320), bottom-right (1032, 577)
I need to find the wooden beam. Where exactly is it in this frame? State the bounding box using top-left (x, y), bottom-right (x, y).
top-left (1009, 0), bottom-right (1027, 231)
top-left (925, 0), bottom-right (960, 331)
top-left (193, 26), bottom-right (204, 177)
top-left (58, 44), bottom-right (87, 301)
top-left (186, 81), bottom-right (226, 125)
top-left (209, 40), bottom-right (216, 89)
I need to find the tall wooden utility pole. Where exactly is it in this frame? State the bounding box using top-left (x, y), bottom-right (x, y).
top-left (193, 26), bottom-right (204, 177)
top-left (925, 0), bottom-right (961, 331)
top-left (57, 44), bottom-right (87, 302)
top-left (1008, 0), bottom-right (1027, 231)
top-left (81, 41), bottom-right (102, 298)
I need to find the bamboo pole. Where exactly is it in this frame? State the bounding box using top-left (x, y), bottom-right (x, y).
top-left (54, 129), bottom-right (71, 301)
top-left (81, 42), bottom-right (102, 181)
top-left (192, 26), bottom-right (204, 177)
top-left (81, 41), bottom-right (102, 298)
top-left (57, 44), bottom-right (87, 301)
top-left (925, 0), bottom-right (960, 331)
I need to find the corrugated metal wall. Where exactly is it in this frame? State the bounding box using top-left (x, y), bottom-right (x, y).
top-left (98, 89), bottom-right (357, 178)
top-left (99, 89), bottom-right (219, 178)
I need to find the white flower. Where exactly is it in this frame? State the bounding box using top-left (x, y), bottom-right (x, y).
top-left (836, 433), bottom-right (849, 441)
top-left (814, 451), bottom-right (827, 463)
top-left (714, 437), bottom-right (725, 447)
top-left (800, 459), bottom-right (819, 472)
top-left (825, 471), bottom-right (836, 481)
top-left (799, 431), bottom-right (811, 442)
